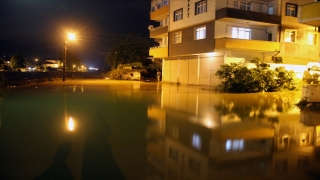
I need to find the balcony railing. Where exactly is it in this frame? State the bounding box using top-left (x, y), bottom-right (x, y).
top-left (149, 46), bottom-right (168, 58)
top-left (215, 38), bottom-right (280, 52)
top-left (223, 0), bottom-right (279, 16)
top-left (151, 0), bottom-right (169, 12)
top-left (216, 7), bottom-right (281, 25)
top-left (150, 25), bottom-right (168, 38)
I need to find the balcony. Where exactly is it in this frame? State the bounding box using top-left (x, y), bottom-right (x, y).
top-left (298, 2), bottom-right (320, 27)
top-left (149, 46), bottom-right (168, 58)
top-left (150, 5), bottom-right (169, 20)
top-left (215, 38), bottom-right (280, 52)
top-left (216, 7), bottom-right (281, 25)
top-left (150, 25), bottom-right (168, 38)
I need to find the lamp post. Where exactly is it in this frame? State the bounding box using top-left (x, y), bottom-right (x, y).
top-left (62, 33), bottom-right (75, 81)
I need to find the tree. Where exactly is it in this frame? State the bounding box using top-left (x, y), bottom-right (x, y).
top-left (215, 57), bottom-right (297, 93)
top-left (10, 54), bottom-right (26, 70)
top-left (105, 33), bottom-right (150, 70)
top-left (58, 49), bottom-right (81, 70)
top-left (0, 57), bottom-right (4, 69)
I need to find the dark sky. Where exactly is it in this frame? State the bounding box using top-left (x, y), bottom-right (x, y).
top-left (0, 0), bottom-right (153, 67)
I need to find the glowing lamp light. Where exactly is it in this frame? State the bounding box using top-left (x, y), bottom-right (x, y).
top-left (68, 33), bottom-right (75, 40)
top-left (68, 117), bottom-right (75, 131)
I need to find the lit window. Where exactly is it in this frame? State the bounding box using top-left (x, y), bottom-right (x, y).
top-left (173, 31), bottom-right (182, 44)
top-left (195, 26), bottom-right (206, 40)
top-left (307, 33), bottom-right (317, 45)
top-left (286, 3), bottom-right (297, 17)
top-left (192, 133), bottom-right (201, 150)
top-left (284, 30), bottom-right (296, 42)
top-left (174, 9), bottom-right (183, 22)
top-left (226, 139), bottom-right (244, 152)
top-left (268, 6), bottom-right (274, 15)
top-left (232, 27), bottom-right (251, 39)
top-left (195, 0), bottom-right (207, 15)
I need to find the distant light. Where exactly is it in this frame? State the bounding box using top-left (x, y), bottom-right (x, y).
top-left (68, 117), bottom-right (74, 131)
top-left (89, 67), bottom-right (98, 70)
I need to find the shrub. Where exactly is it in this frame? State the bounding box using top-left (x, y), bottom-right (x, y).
top-left (215, 58), bottom-right (298, 93)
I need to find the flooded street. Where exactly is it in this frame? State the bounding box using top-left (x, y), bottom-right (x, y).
top-left (0, 80), bottom-right (319, 180)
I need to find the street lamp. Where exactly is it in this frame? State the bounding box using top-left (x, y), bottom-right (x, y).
top-left (62, 33), bottom-right (75, 81)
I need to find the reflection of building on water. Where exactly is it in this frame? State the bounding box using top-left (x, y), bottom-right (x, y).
top-left (147, 84), bottom-right (320, 179)
top-left (301, 111), bottom-right (320, 148)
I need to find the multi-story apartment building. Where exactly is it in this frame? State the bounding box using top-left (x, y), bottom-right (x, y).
top-left (149, 0), bottom-right (320, 86)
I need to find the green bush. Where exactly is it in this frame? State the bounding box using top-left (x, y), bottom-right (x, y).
top-left (215, 58), bottom-right (298, 93)
top-left (107, 68), bottom-right (131, 80)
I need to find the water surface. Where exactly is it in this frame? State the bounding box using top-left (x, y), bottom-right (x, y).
top-left (0, 80), bottom-right (319, 180)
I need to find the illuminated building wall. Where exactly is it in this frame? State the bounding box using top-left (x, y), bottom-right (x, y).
top-left (149, 0), bottom-right (320, 85)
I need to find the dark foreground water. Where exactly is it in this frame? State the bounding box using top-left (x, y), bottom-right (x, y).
top-left (0, 80), bottom-right (320, 180)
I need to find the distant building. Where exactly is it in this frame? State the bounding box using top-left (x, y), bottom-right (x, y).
top-left (43, 59), bottom-right (61, 69)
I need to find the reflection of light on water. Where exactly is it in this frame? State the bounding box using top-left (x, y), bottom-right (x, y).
top-left (203, 119), bottom-right (214, 128)
top-left (68, 117), bottom-right (74, 131)
top-left (226, 139), bottom-right (244, 152)
top-left (192, 133), bottom-right (202, 150)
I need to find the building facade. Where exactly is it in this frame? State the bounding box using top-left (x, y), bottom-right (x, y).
top-left (149, 0), bottom-right (320, 86)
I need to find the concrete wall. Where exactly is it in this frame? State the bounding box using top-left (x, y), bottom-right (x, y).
top-left (169, 21), bottom-right (215, 56)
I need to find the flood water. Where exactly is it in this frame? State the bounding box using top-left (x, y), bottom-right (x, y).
top-left (0, 80), bottom-right (320, 180)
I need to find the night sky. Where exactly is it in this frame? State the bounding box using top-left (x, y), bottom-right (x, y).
top-left (0, 0), bottom-right (153, 67)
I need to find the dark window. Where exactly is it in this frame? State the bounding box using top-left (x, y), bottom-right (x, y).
top-left (169, 147), bottom-right (178, 161)
top-left (286, 3), bottom-right (297, 17)
top-left (174, 8), bottom-right (183, 21)
top-left (195, 0), bottom-right (207, 15)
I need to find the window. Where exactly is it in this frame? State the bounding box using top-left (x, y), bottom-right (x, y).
top-left (171, 125), bottom-right (179, 139)
top-left (234, 1), bottom-right (251, 11)
top-left (157, 2), bottom-right (161, 9)
top-left (163, 0), bottom-right (168, 6)
top-left (173, 31), bottom-right (182, 44)
top-left (307, 32), bottom-right (317, 45)
top-left (195, 0), bottom-right (207, 15)
top-left (174, 9), bottom-right (183, 22)
top-left (232, 27), bottom-right (251, 39)
top-left (192, 133), bottom-right (201, 150)
top-left (234, 1), bottom-right (238, 8)
top-left (226, 139), bottom-right (244, 152)
top-left (195, 26), bottom-right (206, 40)
top-left (169, 147), bottom-right (178, 160)
top-left (188, 158), bottom-right (201, 174)
top-left (286, 3), bottom-right (297, 17)
top-left (284, 30), bottom-right (296, 42)
top-left (240, 2), bottom-right (251, 10)
top-left (268, 6), bottom-right (274, 15)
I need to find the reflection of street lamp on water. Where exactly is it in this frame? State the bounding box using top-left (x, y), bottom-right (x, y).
top-left (73, 64), bottom-right (75, 72)
top-left (68, 117), bottom-right (75, 131)
top-left (63, 33), bottom-right (75, 81)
